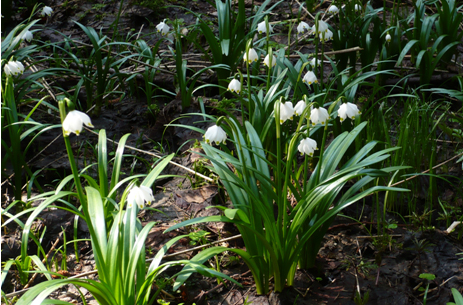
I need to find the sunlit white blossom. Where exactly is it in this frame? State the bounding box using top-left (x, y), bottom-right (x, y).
top-left (310, 107), bottom-right (329, 126)
top-left (312, 20), bottom-right (329, 34)
top-left (294, 100), bottom-right (306, 116)
top-left (127, 185), bottom-right (154, 209)
top-left (264, 54), bottom-right (277, 68)
top-left (22, 30), bottom-right (33, 42)
top-left (204, 125), bottom-right (227, 145)
top-left (156, 20), bottom-right (170, 36)
top-left (62, 110), bottom-right (94, 136)
top-left (298, 138), bottom-right (318, 156)
top-left (228, 79), bottom-right (241, 93)
top-left (297, 21), bottom-right (311, 34)
top-left (41, 6), bottom-right (53, 17)
top-left (319, 29), bottom-right (333, 42)
top-left (276, 102), bottom-right (294, 124)
top-left (338, 102), bottom-right (361, 122)
top-left (257, 21), bottom-right (273, 34)
top-left (4, 60), bottom-right (25, 76)
top-left (243, 48), bottom-right (259, 64)
top-left (302, 71), bottom-right (318, 85)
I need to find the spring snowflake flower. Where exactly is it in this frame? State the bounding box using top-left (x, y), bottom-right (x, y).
top-left (328, 5), bottom-right (339, 14)
top-left (276, 102), bottom-right (294, 124)
top-left (385, 33), bottom-right (391, 43)
top-left (310, 107), bottom-right (329, 126)
top-left (228, 79), bottom-right (241, 93)
top-left (156, 20), bottom-right (170, 36)
top-left (62, 110), bottom-right (94, 136)
top-left (127, 185), bottom-right (154, 209)
top-left (264, 54), bottom-right (277, 68)
top-left (319, 29), bottom-right (333, 42)
top-left (354, 4), bottom-right (361, 11)
top-left (204, 125), bottom-right (227, 145)
top-left (309, 58), bottom-right (319, 68)
top-left (257, 21), bottom-right (273, 34)
top-left (298, 138), bottom-right (318, 156)
top-left (22, 30), bottom-right (33, 42)
top-left (312, 20), bottom-right (329, 34)
top-left (243, 48), bottom-right (258, 64)
top-left (297, 21), bottom-right (311, 34)
top-left (294, 100), bottom-right (306, 116)
top-left (41, 6), bottom-right (53, 17)
top-left (338, 102), bottom-right (361, 122)
top-left (4, 61), bottom-right (25, 76)
top-left (303, 71), bottom-right (318, 85)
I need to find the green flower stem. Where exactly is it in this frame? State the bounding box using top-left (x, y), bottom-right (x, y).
top-left (274, 99), bottom-right (284, 234)
top-left (58, 100), bottom-right (88, 214)
top-left (315, 121), bottom-right (329, 186)
top-left (245, 40), bottom-right (253, 122)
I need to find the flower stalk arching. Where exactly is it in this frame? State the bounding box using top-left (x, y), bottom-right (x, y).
top-left (58, 99), bottom-right (88, 214)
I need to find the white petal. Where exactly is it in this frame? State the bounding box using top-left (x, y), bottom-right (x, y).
top-left (263, 54), bottom-right (276, 68)
top-left (294, 100), bottom-right (306, 116)
top-left (228, 79), bottom-right (241, 93)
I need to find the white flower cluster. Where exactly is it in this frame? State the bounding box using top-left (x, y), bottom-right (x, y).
top-left (4, 60), bottom-right (25, 76)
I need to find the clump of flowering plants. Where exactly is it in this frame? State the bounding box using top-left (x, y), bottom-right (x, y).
top-left (166, 97), bottom-right (409, 294)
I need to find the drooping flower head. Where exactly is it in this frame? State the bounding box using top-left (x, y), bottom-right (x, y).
top-left (127, 185), bottom-right (154, 209)
top-left (294, 100), bottom-right (306, 116)
top-left (338, 102), bottom-right (361, 122)
top-left (354, 4), bottom-right (362, 11)
top-left (319, 29), bottom-right (333, 42)
top-left (298, 138), bottom-right (318, 156)
top-left (276, 102), bottom-right (294, 124)
top-left (62, 110), bottom-right (94, 136)
top-left (263, 54), bottom-right (277, 68)
top-left (302, 71), bottom-right (318, 86)
top-left (22, 30), bottom-right (33, 42)
top-left (310, 107), bottom-right (330, 126)
top-left (297, 21), bottom-right (311, 34)
top-left (385, 33), bottom-right (391, 43)
top-left (228, 79), bottom-right (241, 93)
top-left (204, 125), bottom-right (227, 145)
top-left (41, 6), bottom-right (53, 17)
top-left (257, 21), bottom-right (273, 34)
top-left (327, 5), bottom-right (339, 14)
top-left (156, 19), bottom-right (170, 36)
top-left (4, 61), bottom-right (25, 76)
top-left (312, 20), bottom-right (329, 34)
top-left (309, 58), bottom-right (319, 68)
top-left (243, 48), bottom-right (259, 64)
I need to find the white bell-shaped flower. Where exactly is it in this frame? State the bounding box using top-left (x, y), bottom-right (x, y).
top-left (338, 102), bottom-right (361, 122)
top-left (257, 21), bottom-right (273, 34)
top-left (204, 125), bottom-right (227, 145)
top-left (310, 107), bottom-right (330, 125)
top-left (297, 21), bottom-right (311, 34)
top-left (62, 110), bottom-right (94, 136)
top-left (4, 61), bottom-right (25, 76)
top-left (22, 30), bottom-right (33, 42)
top-left (328, 5), bottom-right (339, 14)
top-left (127, 185), bottom-right (154, 209)
top-left (354, 4), bottom-right (361, 11)
top-left (243, 48), bottom-right (259, 64)
top-left (312, 20), bottom-right (329, 34)
top-left (228, 79), bottom-right (241, 93)
top-left (263, 54), bottom-right (277, 68)
top-left (276, 102), bottom-right (294, 124)
top-left (303, 71), bottom-right (318, 85)
top-left (298, 138), bottom-right (318, 156)
top-left (41, 6), bottom-right (53, 17)
top-left (385, 33), bottom-right (391, 43)
top-left (156, 20), bottom-right (170, 36)
top-left (294, 100), bottom-right (306, 116)
top-left (319, 29), bottom-right (333, 42)
top-left (309, 58), bottom-right (319, 68)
